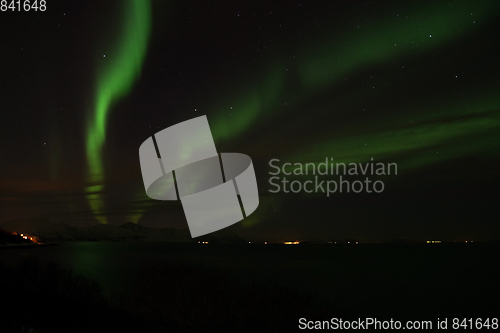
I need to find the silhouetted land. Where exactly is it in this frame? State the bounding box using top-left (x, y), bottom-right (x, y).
top-left (0, 242), bottom-right (498, 331)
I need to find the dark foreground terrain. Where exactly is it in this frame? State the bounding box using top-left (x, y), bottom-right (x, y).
top-left (0, 242), bottom-right (498, 332)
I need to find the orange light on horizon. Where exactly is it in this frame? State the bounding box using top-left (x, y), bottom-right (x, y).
top-left (284, 241), bottom-right (299, 245)
top-left (15, 232), bottom-right (42, 244)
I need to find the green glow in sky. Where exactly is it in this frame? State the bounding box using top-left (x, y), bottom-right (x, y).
top-left (207, 1), bottom-right (500, 148)
top-left (82, 1), bottom-right (498, 226)
top-left (85, 0), bottom-right (152, 223)
top-left (209, 66), bottom-right (285, 143)
top-left (228, 1), bottom-right (500, 227)
top-left (298, 2), bottom-right (499, 90)
top-left (285, 95), bottom-right (500, 175)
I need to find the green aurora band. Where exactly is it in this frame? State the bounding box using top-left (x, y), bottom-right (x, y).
top-left (85, 0), bottom-right (152, 223)
top-left (206, 1), bottom-right (500, 227)
top-left (82, 0), bottom-right (499, 226)
top-left (297, 2), bottom-right (500, 90)
top-left (208, 1), bottom-right (500, 148)
top-left (284, 1), bottom-right (500, 173)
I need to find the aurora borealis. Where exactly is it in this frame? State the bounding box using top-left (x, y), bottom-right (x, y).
top-left (1, 0), bottom-right (499, 241)
top-left (85, 0), bottom-right (151, 223)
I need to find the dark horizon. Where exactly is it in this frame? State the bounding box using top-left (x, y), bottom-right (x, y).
top-left (1, 216), bottom-right (499, 244)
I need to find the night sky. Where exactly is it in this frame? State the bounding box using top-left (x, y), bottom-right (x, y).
top-left (1, 0), bottom-right (499, 242)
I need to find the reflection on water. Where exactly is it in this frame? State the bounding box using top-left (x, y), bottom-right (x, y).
top-left (1, 242), bottom-right (499, 319)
